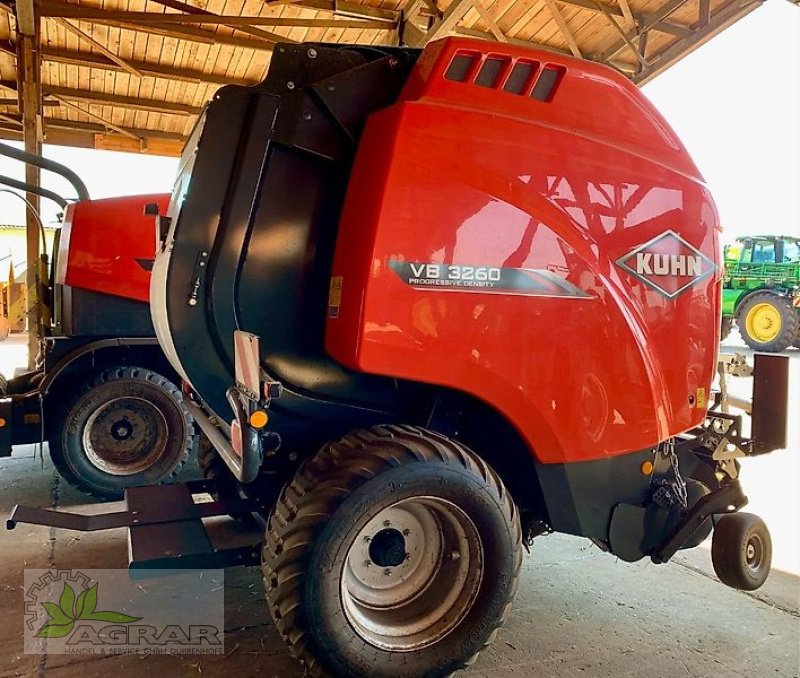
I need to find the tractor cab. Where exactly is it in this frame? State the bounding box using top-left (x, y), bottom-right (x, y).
top-left (725, 236), bottom-right (800, 265)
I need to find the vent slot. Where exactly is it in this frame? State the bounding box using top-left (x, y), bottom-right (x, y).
top-left (445, 53), bottom-right (479, 82)
top-left (475, 56), bottom-right (510, 88)
top-left (531, 65), bottom-right (565, 102)
top-left (503, 60), bottom-right (539, 95)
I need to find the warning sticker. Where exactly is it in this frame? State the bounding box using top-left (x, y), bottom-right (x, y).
top-left (328, 276), bottom-right (343, 318)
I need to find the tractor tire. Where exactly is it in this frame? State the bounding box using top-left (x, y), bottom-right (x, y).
top-left (720, 315), bottom-right (733, 342)
top-left (711, 512), bottom-right (772, 591)
top-left (49, 366), bottom-right (193, 500)
top-left (735, 291), bottom-right (799, 352)
top-left (262, 424), bottom-right (522, 678)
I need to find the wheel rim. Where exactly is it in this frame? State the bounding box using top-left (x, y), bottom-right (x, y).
top-left (745, 302), bottom-right (782, 343)
top-left (341, 496), bottom-right (484, 652)
top-left (745, 534), bottom-right (765, 573)
top-left (82, 397), bottom-right (169, 475)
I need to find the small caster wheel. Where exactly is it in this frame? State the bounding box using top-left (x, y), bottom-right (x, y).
top-left (711, 512), bottom-right (772, 591)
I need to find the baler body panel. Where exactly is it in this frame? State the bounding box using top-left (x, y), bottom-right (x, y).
top-left (56, 193), bottom-right (168, 303)
top-left (326, 39), bottom-right (722, 464)
top-left (150, 45), bottom-right (420, 450)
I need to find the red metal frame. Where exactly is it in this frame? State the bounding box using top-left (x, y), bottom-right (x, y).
top-left (327, 37), bottom-right (722, 465)
top-left (56, 193), bottom-right (169, 303)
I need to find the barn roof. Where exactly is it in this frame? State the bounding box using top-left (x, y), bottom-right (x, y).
top-left (0, 0), bottom-right (765, 156)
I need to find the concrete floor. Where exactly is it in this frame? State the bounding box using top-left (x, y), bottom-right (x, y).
top-left (0, 333), bottom-right (798, 677)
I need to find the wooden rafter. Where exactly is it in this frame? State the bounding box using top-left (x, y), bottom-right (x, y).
top-left (0, 41), bottom-right (256, 86)
top-left (15, 0), bottom-right (36, 35)
top-left (53, 96), bottom-right (141, 141)
top-left (594, 0), bottom-right (648, 66)
top-left (15, 0), bottom-right (42, 368)
top-left (600, 0), bottom-right (690, 62)
top-left (617, 0), bottom-right (635, 27)
top-left (40, 6), bottom-right (391, 29)
top-left (146, 0), bottom-right (289, 44)
top-left (52, 18), bottom-right (143, 77)
top-left (472, 0), bottom-right (508, 42)
top-left (405, 0), bottom-right (472, 47)
top-left (0, 79), bottom-right (202, 115)
top-left (38, 3), bottom-right (284, 49)
top-left (558, 0), bottom-right (690, 37)
top-left (634, 0), bottom-right (761, 84)
top-left (542, 0), bottom-right (583, 58)
top-left (699, 0), bottom-right (711, 25)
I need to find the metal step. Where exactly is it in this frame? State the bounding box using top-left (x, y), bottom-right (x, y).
top-left (7, 479), bottom-right (265, 570)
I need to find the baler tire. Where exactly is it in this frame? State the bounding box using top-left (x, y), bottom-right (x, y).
top-left (735, 292), bottom-right (799, 352)
top-left (711, 512), bottom-right (772, 591)
top-left (262, 424), bottom-right (522, 678)
top-left (48, 367), bottom-right (193, 500)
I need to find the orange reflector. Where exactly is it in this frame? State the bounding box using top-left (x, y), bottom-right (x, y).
top-left (249, 410), bottom-right (269, 429)
top-left (0, 418), bottom-right (5, 428)
top-left (641, 461), bottom-right (654, 475)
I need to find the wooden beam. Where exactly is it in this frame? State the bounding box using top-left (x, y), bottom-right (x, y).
top-left (42, 45), bottom-right (254, 85)
top-left (0, 110), bottom-right (21, 126)
top-left (0, 80), bottom-right (202, 115)
top-left (45, 85), bottom-right (201, 115)
top-left (40, 6), bottom-right (391, 29)
top-left (594, 0), bottom-right (648, 66)
top-left (16, 21), bottom-right (42, 369)
top-left (53, 18), bottom-right (143, 77)
top-left (296, 0), bottom-right (399, 23)
top-left (557, 0), bottom-right (691, 37)
top-left (407, 0), bottom-right (472, 47)
top-left (42, 116), bottom-right (184, 140)
top-left (53, 96), bottom-right (140, 141)
top-left (471, 0), bottom-right (508, 42)
top-left (15, 0), bottom-right (36, 35)
top-left (634, 0), bottom-right (762, 85)
top-left (0, 97), bottom-right (58, 106)
top-left (599, 0), bottom-right (690, 62)
top-left (145, 0), bottom-right (289, 44)
top-left (456, 26), bottom-right (575, 56)
top-left (699, 0), bottom-right (711, 25)
top-left (0, 123), bottom-right (184, 156)
top-left (39, 3), bottom-right (282, 48)
top-left (0, 38), bottom-right (256, 86)
top-left (617, 0), bottom-right (635, 27)
top-left (542, 0), bottom-right (583, 58)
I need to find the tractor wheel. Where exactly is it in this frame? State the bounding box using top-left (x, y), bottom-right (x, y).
top-left (711, 512), bottom-right (772, 591)
top-left (263, 424), bottom-right (522, 678)
top-left (720, 315), bottom-right (733, 342)
top-left (735, 291), bottom-right (799, 352)
top-left (49, 367), bottom-right (193, 500)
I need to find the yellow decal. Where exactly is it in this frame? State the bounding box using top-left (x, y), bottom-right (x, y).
top-left (695, 387), bottom-right (706, 409)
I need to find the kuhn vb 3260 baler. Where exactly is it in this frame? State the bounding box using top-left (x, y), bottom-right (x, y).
top-left (9, 38), bottom-right (788, 677)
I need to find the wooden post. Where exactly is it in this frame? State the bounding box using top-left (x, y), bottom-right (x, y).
top-left (16, 2), bottom-right (43, 369)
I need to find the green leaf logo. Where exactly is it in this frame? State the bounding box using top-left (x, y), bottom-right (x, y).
top-left (35, 580), bottom-right (141, 639)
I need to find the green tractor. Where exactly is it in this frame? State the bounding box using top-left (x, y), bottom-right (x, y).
top-left (722, 235), bottom-right (800, 352)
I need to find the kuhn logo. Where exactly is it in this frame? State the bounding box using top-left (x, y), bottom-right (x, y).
top-left (616, 230), bottom-right (716, 298)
